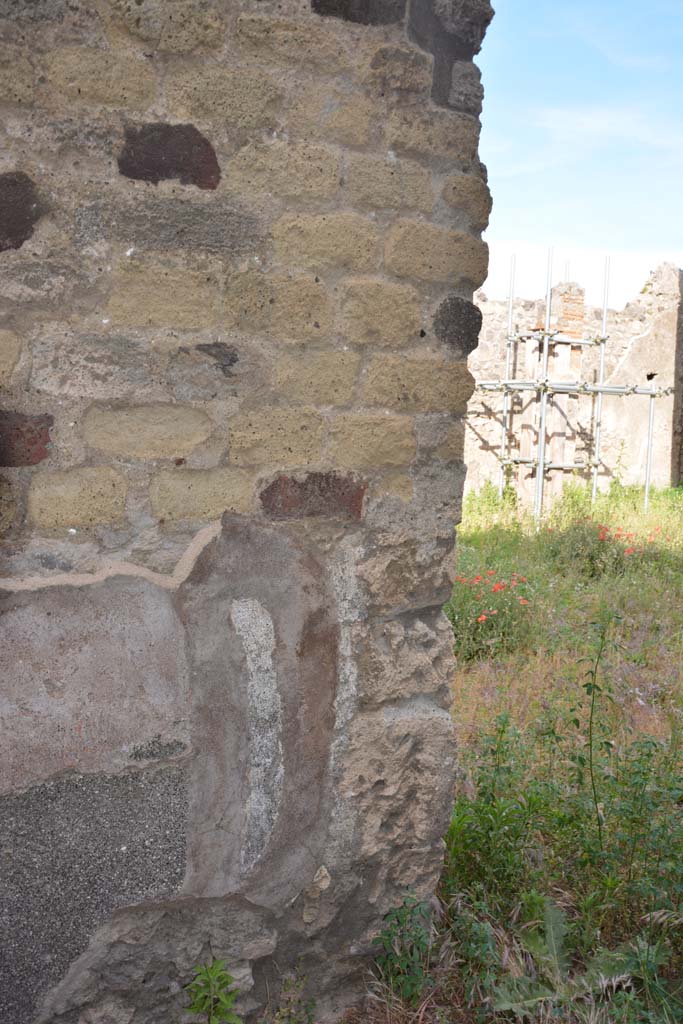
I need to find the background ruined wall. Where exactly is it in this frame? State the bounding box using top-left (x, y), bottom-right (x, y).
top-left (466, 265), bottom-right (683, 503)
top-left (0, 1), bottom-right (492, 1020)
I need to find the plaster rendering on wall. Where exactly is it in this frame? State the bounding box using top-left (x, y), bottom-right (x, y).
top-left (0, 1), bottom-right (493, 1020)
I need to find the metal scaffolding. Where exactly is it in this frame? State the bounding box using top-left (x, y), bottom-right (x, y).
top-left (475, 253), bottom-right (674, 520)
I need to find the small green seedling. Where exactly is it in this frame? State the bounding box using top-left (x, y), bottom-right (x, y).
top-left (185, 959), bottom-right (243, 1024)
top-left (373, 895), bottom-right (434, 1005)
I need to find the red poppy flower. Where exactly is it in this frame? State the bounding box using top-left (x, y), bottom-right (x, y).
top-left (477, 614), bottom-right (487, 623)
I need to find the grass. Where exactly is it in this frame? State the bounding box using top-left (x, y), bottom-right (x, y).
top-left (361, 481), bottom-right (683, 1024)
top-left (450, 481), bottom-right (683, 744)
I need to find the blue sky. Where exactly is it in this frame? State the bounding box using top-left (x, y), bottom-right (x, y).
top-left (477, 1), bottom-right (683, 306)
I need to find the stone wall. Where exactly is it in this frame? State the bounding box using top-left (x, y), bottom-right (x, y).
top-left (466, 265), bottom-right (683, 503)
top-left (0, 2), bottom-right (492, 1021)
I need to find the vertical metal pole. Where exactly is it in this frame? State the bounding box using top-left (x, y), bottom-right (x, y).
top-left (591, 256), bottom-right (610, 502)
top-left (644, 391), bottom-right (655, 511)
top-left (533, 249), bottom-right (553, 522)
top-left (498, 256), bottom-right (516, 496)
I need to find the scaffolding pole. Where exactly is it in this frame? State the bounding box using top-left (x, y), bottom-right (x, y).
top-left (472, 253), bottom-right (672, 519)
top-left (644, 391), bottom-right (656, 512)
top-left (498, 256), bottom-right (516, 497)
top-left (533, 249), bottom-right (553, 523)
top-left (591, 257), bottom-right (610, 503)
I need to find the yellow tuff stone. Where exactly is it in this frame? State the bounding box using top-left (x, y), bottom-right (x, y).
top-left (224, 270), bottom-right (333, 342)
top-left (273, 213), bottom-right (379, 273)
top-left (385, 220), bottom-right (488, 286)
top-left (327, 413), bottom-right (416, 468)
top-left (83, 404), bottom-right (214, 459)
top-left (0, 330), bottom-right (22, 384)
top-left (344, 153), bottom-right (433, 213)
top-left (150, 468), bottom-right (254, 520)
top-left (442, 173), bottom-right (492, 230)
top-left (28, 467), bottom-right (127, 528)
top-left (274, 351), bottom-right (360, 406)
top-left (339, 278), bottom-right (422, 347)
top-left (226, 141), bottom-right (340, 200)
top-left (288, 86), bottom-right (376, 147)
top-left (106, 263), bottom-right (221, 329)
top-left (166, 65), bottom-right (282, 128)
top-left (385, 108), bottom-right (479, 165)
top-left (230, 408), bottom-right (326, 467)
top-left (44, 47), bottom-right (156, 110)
top-left (362, 356), bottom-right (475, 412)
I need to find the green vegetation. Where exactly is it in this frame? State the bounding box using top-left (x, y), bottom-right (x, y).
top-left (269, 974), bottom-right (317, 1024)
top-left (364, 482), bottom-right (683, 1024)
top-left (372, 895), bottom-right (436, 1005)
top-left (185, 960), bottom-right (242, 1024)
top-left (184, 962), bottom-right (317, 1024)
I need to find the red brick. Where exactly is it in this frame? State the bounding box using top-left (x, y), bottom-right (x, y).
top-left (260, 472), bottom-right (367, 521)
top-left (0, 410), bottom-right (53, 466)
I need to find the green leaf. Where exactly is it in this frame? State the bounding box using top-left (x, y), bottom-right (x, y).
top-left (543, 901), bottom-right (570, 979)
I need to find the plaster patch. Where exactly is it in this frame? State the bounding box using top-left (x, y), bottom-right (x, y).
top-left (0, 521), bottom-right (222, 592)
top-left (230, 598), bottom-right (284, 872)
top-left (326, 544), bottom-right (362, 864)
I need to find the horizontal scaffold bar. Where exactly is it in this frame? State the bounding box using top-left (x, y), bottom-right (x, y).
top-left (477, 380), bottom-right (673, 398)
top-left (501, 457), bottom-right (589, 471)
top-left (514, 332), bottom-right (603, 347)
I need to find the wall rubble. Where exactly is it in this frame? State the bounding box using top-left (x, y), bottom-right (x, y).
top-left (0, 1), bottom-right (492, 1020)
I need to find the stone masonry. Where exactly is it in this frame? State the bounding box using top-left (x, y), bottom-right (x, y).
top-left (466, 265), bottom-right (683, 503)
top-left (0, 2), bottom-right (493, 1022)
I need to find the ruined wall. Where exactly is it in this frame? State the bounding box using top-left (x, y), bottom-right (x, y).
top-left (466, 265), bottom-right (683, 502)
top-left (0, 2), bottom-right (492, 1021)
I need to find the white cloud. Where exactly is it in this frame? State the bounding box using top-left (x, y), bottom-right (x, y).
top-left (484, 103), bottom-right (683, 181)
top-left (481, 240), bottom-right (683, 310)
top-left (535, 104), bottom-right (683, 153)
top-left (568, 22), bottom-right (667, 70)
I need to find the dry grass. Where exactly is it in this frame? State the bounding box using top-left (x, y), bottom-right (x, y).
top-left (450, 483), bottom-right (683, 744)
top-left (451, 644), bottom-right (680, 749)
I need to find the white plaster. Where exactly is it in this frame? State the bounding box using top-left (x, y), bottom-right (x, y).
top-left (230, 598), bottom-right (284, 873)
top-left (326, 542), bottom-right (364, 864)
top-left (329, 542), bottom-right (363, 731)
